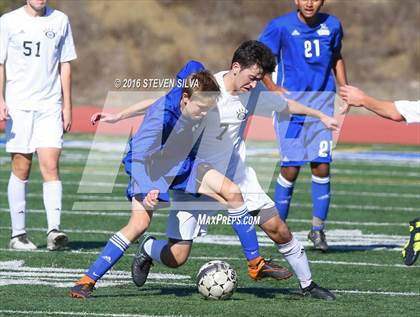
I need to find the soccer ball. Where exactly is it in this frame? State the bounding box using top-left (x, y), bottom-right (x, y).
top-left (196, 260), bottom-right (237, 300)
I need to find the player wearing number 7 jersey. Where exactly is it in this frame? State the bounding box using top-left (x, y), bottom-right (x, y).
top-left (259, 0), bottom-right (348, 251)
top-left (0, 0), bottom-right (77, 250)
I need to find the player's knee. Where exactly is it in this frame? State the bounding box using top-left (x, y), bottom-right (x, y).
top-left (224, 184), bottom-right (244, 208)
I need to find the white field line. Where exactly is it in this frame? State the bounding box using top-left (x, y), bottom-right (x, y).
top-left (0, 189), bottom-right (418, 200)
top-left (1, 176), bottom-right (420, 189)
top-left (0, 227), bottom-right (409, 252)
top-left (0, 310), bottom-right (184, 317)
top-left (0, 248), bottom-right (416, 269)
top-left (331, 289), bottom-right (420, 297)
top-left (0, 209), bottom-right (411, 228)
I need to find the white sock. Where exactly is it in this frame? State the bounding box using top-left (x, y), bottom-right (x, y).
top-left (277, 237), bottom-right (312, 288)
top-left (8, 173), bottom-right (28, 237)
top-left (43, 180), bottom-right (62, 233)
top-left (144, 239), bottom-right (167, 264)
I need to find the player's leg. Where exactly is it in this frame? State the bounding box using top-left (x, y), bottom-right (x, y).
top-left (198, 166), bottom-right (291, 280)
top-left (198, 167), bottom-right (262, 262)
top-left (131, 204), bottom-right (202, 287)
top-left (37, 147), bottom-right (69, 250)
top-left (6, 109), bottom-right (37, 250)
top-left (274, 116), bottom-right (305, 221)
top-left (70, 196), bottom-right (153, 298)
top-left (257, 208), bottom-right (335, 300)
top-left (8, 153), bottom-right (36, 250)
top-left (308, 122), bottom-right (333, 252)
top-left (35, 107), bottom-right (68, 250)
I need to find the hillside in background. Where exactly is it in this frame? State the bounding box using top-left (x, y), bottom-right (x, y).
top-left (1, 0), bottom-right (419, 108)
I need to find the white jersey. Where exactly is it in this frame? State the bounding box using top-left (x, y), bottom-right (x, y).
top-left (196, 71), bottom-right (287, 183)
top-left (394, 100), bottom-right (420, 124)
top-left (0, 6), bottom-right (77, 110)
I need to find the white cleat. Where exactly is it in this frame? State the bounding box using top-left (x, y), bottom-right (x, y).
top-left (9, 234), bottom-right (37, 250)
top-left (47, 230), bottom-right (68, 251)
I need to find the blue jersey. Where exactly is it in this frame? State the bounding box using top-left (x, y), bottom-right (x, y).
top-left (123, 60), bottom-right (206, 202)
top-left (259, 11), bottom-right (343, 118)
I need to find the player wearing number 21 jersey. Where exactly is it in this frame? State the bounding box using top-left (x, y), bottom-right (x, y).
top-left (259, 0), bottom-right (348, 251)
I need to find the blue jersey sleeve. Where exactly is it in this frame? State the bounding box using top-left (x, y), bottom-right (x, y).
top-left (258, 18), bottom-right (282, 58)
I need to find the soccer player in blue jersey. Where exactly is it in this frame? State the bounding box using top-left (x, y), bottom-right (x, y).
top-left (70, 60), bottom-right (290, 299)
top-left (259, 0), bottom-right (348, 251)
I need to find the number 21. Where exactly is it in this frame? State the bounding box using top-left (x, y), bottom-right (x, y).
top-left (304, 39), bottom-right (320, 58)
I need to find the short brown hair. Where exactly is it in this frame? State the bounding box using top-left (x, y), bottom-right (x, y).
top-left (182, 70), bottom-right (221, 102)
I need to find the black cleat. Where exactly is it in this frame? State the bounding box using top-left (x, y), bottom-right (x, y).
top-left (131, 234), bottom-right (155, 287)
top-left (402, 217), bottom-right (420, 266)
top-left (308, 229), bottom-right (329, 252)
top-left (301, 282), bottom-right (336, 300)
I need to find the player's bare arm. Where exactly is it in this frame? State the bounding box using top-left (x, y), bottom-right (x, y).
top-left (0, 64), bottom-right (7, 121)
top-left (340, 85), bottom-right (404, 121)
top-left (90, 98), bottom-right (157, 125)
top-left (332, 52), bottom-right (348, 88)
top-left (286, 98), bottom-right (339, 131)
top-left (60, 62), bottom-right (72, 132)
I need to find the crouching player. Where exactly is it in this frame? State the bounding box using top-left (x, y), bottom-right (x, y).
top-left (70, 61), bottom-right (290, 299)
top-left (131, 41), bottom-right (336, 300)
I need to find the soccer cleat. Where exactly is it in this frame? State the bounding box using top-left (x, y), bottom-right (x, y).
top-left (9, 234), bottom-right (37, 250)
top-left (70, 276), bottom-right (96, 299)
top-left (131, 234), bottom-right (155, 287)
top-left (402, 217), bottom-right (420, 266)
top-left (47, 230), bottom-right (68, 251)
top-left (301, 281), bottom-right (336, 300)
top-left (247, 256), bottom-right (293, 281)
top-left (308, 229), bottom-right (328, 252)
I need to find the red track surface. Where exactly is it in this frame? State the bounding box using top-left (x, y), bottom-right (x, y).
top-left (1, 106), bottom-right (419, 145)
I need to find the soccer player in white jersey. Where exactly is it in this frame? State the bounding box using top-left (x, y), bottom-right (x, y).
top-left (94, 41), bottom-right (338, 300)
top-left (0, 0), bottom-right (77, 250)
top-left (340, 85), bottom-right (420, 124)
top-left (340, 85), bottom-right (420, 266)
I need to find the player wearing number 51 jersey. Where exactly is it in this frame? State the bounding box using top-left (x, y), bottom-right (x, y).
top-left (0, 0), bottom-right (77, 250)
top-left (259, 0), bottom-right (348, 251)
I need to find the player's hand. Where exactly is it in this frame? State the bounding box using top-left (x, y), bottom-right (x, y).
top-left (0, 100), bottom-right (8, 121)
top-left (62, 107), bottom-right (72, 133)
top-left (320, 114), bottom-right (340, 131)
top-left (90, 112), bottom-right (121, 125)
top-left (143, 189), bottom-right (160, 209)
top-left (339, 85), bottom-right (366, 109)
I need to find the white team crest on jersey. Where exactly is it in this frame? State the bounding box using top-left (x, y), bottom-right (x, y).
top-left (236, 108), bottom-right (248, 121)
top-left (317, 24), bottom-right (330, 36)
top-left (291, 29), bottom-right (300, 36)
top-left (44, 28), bottom-right (56, 39)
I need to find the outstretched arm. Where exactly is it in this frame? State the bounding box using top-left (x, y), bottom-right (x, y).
top-left (91, 98), bottom-right (158, 124)
top-left (260, 75), bottom-right (339, 131)
top-left (340, 85), bottom-right (404, 122)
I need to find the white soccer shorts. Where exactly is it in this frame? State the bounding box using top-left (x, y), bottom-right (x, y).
top-left (166, 167), bottom-right (274, 241)
top-left (6, 106), bottom-right (63, 154)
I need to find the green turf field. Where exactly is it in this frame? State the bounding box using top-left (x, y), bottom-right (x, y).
top-left (0, 135), bottom-right (419, 317)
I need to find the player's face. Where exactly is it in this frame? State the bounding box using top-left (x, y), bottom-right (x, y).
top-left (27, 0), bottom-right (48, 11)
top-left (295, 0), bottom-right (324, 18)
top-left (232, 63), bottom-right (264, 94)
top-left (182, 94), bottom-right (215, 120)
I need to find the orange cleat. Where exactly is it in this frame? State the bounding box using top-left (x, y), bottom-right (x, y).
top-left (247, 256), bottom-right (293, 281)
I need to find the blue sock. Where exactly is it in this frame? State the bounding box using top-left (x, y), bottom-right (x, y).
top-left (275, 174), bottom-right (295, 220)
top-left (87, 232), bottom-right (131, 281)
top-left (228, 205), bottom-right (260, 261)
top-left (311, 175), bottom-right (331, 230)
